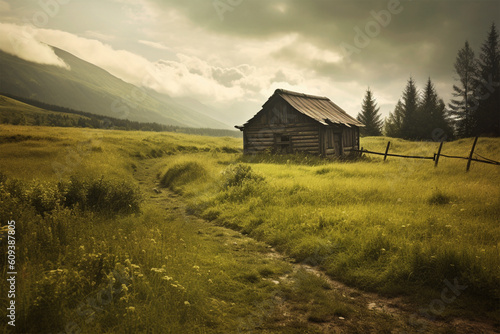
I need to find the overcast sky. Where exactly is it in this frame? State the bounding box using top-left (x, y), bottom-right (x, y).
top-left (0, 0), bottom-right (499, 126)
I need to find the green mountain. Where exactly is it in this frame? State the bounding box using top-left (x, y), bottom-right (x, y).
top-left (0, 47), bottom-right (229, 129)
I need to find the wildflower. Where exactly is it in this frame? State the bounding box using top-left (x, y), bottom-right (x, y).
top-left (184, 301), bottom-right (190, 306)
top-left (126, 306), bottom-right (136, 312)
top-left (193, 265), bottom-right (200, 270)
top-left (121, 284), bottom-right (128, 292)
top-left (162, 276), bottom-right (173, 281)
top-left (208, 279), bottom-right (213, 284)
top-left (79, 245), bottom-right (85, 251)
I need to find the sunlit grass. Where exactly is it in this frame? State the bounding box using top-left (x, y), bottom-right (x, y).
top-left (1, 125), bottom-right (499, 332)
top-left (179, 136), bottom-right (500, 319)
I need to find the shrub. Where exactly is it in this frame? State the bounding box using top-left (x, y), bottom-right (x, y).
top-left (221, 164), bottom-right (264, 189)
top-left (0, 171), bottom-right (7, 184)
top-left (26, 182), bottom-right (63, 215)
top-left (59, 176), bottom-right (86, 208)
top-left (85, 178), bottom-right (141, 215)
top-left (160, 162), bottom-right (206, 189)
top-left (428, 190), bottom-right (452, 205)
top-left (3, 176), bottom-right (141, 216)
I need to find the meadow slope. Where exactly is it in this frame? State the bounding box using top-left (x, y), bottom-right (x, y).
top-left (0, 125), bottom-right (498, 333)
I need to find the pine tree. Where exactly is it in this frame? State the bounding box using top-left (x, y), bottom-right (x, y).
top-left (384, 100), bottom-right (404, 138)
top-left (356, 88), bottom-right (383, 136)
top-left (418, 78), bottom-right (453, 140)
top-left (474, 23), bottom-right (500, 136)
top-left (400, 77), bottom-right (420, 139)
top-left (449, 41), bottom-right (478, 137)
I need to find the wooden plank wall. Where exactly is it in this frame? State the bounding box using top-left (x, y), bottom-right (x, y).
top-left (244, 123), bottom-right (320, 155)
top-left (243, 98), bottom-right (359, 157)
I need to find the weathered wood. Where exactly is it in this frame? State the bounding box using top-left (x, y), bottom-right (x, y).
top-left (245, 124), bottom-right (319, 131)
top-left (352, 149), bottom-right (435, 160)
top-left (384, 141), bottom-right (391, 161)
top-left (245, 131), bottom-right (319, 138)
top-left (434, 141), bottom-right (444, 168)
top-left (240, 91), bottom-right (361, 157)
top-left (466, 137), bottom-right (478, 172)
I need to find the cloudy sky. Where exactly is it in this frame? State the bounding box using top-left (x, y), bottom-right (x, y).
top-left (0, 0), bottom-right (499, 126)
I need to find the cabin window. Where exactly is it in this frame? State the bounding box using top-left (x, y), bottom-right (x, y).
top-left (274, 134), bottom-right (292, 153)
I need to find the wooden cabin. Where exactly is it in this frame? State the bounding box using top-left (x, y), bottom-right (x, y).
top-left (235, 89), bottom-right (363, 158)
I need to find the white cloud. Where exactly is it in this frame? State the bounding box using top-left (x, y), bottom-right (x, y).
top-left (34, 27), bottom-right (152, 86)
top-left (138, 40), bottom-right (170, 50)
top-left (83, 31), bottom-right (115, 42)
top-left (0, 23), bottom-right (69, 69)
top-left (0, 23), bottom-right (278, 106)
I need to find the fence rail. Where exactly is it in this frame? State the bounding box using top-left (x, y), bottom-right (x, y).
top-left (352, 137), bottom-right (500, 171)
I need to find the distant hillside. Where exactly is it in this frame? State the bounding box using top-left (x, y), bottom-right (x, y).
top-left (0, 94), bottom-right (242, 138)
top-left (0, 47), bottom-right (230, 129)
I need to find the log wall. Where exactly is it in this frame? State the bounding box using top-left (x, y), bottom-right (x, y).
top-left (242, 98), bottom-right (360, 157)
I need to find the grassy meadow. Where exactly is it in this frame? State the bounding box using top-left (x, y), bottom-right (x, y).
top-left (179, 137), bottom-right (500, 316)
top-left (0, 124), bottom-right (499, 333)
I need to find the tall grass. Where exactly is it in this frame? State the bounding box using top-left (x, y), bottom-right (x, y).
top-left (1, 125), bottom-right (300, 333)
top-left (1, 125), bottom-right (499, 332)
top-left (182, 137), bottom-right (500, 318)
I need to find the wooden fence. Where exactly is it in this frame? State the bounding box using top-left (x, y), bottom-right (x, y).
top-left (353, 137), bottom-right (500, 172)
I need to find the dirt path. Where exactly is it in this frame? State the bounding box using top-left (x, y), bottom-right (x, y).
top-left (134, 159), bottom-right (499, 334)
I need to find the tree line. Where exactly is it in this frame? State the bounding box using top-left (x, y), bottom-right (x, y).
top-left (0, 93), bottom-right (241, 138)
top-left (357, 23), bottom-right (500, 140)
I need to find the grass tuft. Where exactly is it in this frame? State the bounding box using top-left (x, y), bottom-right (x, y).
top-left (160, 161), bottom-right (206, 189)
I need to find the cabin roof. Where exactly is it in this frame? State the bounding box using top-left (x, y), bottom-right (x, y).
top-left (238, 89), bottom-right (364, 129)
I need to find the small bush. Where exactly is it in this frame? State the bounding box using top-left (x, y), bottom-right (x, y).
top-left (3, 176), bottom-right (141, 216)
top-left (60, 176), bottom-right (86, 208)
top-left (85, 178), bottom-right (142, 215)
top-left (0, 171), bottom-right (7, 184)
top-left (160, 162), bottom-right (206, 189)
top-left (221, 164), bottom-right (264, 189)
top-left (26, 182), bottom-right (63, 215)
top-left (428, 191), bottom-right (452, 205)
top-left (202, 207), bottom-right (221, 221)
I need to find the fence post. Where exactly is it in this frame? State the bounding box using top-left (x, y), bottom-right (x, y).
top-left (466, 137), bottom-right (479, 172)
top-left (434, 141), bottom-right (444, 168)
top-left (383, 141), bottom-right (391, 161)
